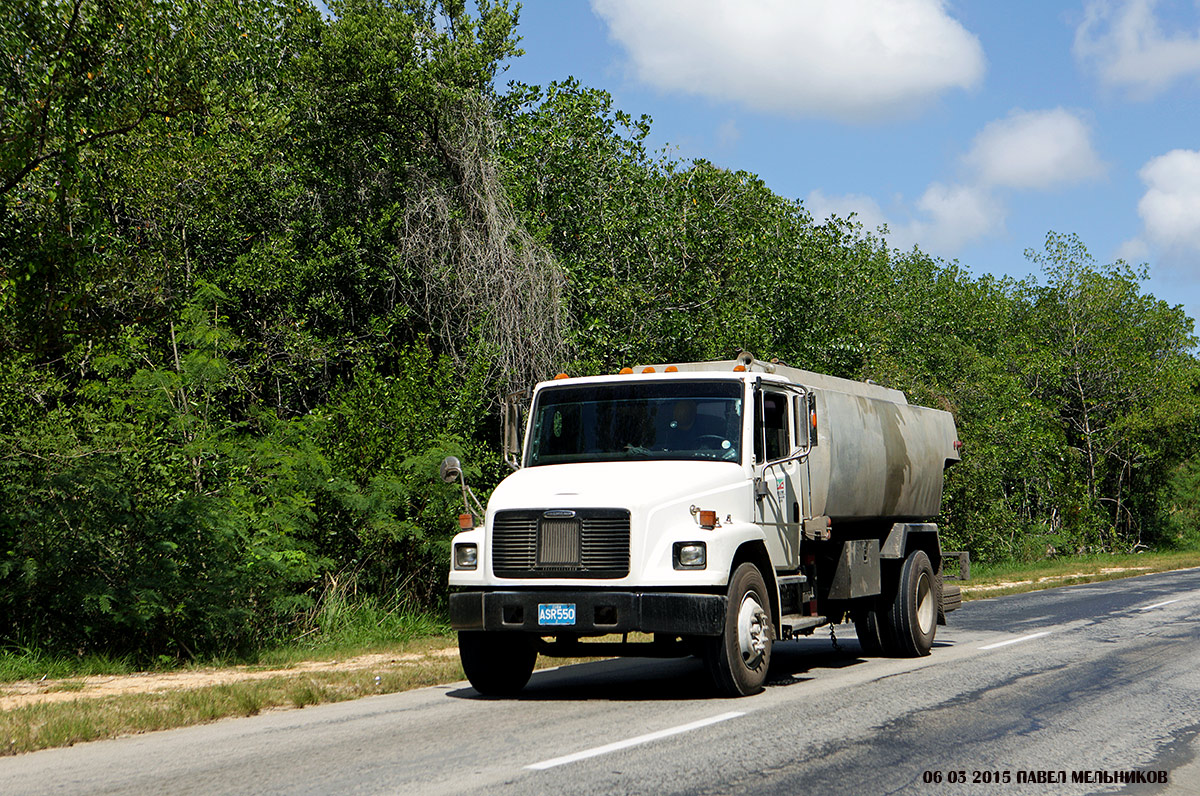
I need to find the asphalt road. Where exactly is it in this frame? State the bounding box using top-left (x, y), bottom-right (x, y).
top-left (3, 567), bottom-right (1200, 796)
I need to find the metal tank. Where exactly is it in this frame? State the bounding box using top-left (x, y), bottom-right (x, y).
top-left (630, 355), bottom-right (960, 523)
top-left (787, 368), bottom-right (960, 522)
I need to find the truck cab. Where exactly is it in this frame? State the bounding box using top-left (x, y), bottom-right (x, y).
top-left (447, 354), bottom-right (962, 696)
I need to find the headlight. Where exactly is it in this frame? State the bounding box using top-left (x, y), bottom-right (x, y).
top-left (673, 541), bottom-right (707, 570)
top-left (454, 543), bottom-right (478, 570)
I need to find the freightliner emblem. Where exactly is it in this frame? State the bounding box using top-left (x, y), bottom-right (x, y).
top-left (543, 510), bottom-right (577, 518)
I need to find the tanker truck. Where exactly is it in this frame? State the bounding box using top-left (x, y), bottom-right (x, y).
top-left (443, 353), bottom-right (963, 697)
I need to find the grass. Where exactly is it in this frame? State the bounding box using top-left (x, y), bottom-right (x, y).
top-left (0, 648), bottom-right (137, 683)
top-left (0, 655), bottom-right (466, 756)
top-left (960, 549), bottom-right (1200, 599)
top-left (251, 602), bottom-right (451, 670)
top-left (3, 548), bottom-right (1199, 757)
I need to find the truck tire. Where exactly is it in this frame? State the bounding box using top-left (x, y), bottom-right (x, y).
top-left (704, 562), bottom-right (774, 696)
top-left (884, 550), bottom-right (936, 657)
top-left (852, 606), bottom-right (886, 656)
top-left (458, 631), bottom-right (537, 696)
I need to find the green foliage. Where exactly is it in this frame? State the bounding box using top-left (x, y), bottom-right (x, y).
top-left (2, 0), bottom-right (1198, 668)
top-left (1160, 458), bottom-right (1200, 549)
top-left (1022, 232), bottom-right (1199, 550)
top-left (293, 574), bottom-right (450, 654)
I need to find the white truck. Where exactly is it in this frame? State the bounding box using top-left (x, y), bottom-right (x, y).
top-left (444, 353), bottom-right (963, 696)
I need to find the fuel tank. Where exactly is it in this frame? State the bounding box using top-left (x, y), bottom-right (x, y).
top-left (801, 373), bottom-right (959, 521)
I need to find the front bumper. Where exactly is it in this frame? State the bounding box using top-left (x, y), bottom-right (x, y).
top-left (449, 590), bottom-right (727, 636)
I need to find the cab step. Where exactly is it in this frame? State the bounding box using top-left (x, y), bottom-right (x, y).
top-left (779, 614), bottom-right (828, 640)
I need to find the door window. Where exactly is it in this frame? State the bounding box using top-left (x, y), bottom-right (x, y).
top-left (755, 391), bottom-right (790, 462)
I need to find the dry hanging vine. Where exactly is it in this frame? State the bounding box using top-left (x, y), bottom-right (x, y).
top-left (396, 95), bottom-right (566, 394)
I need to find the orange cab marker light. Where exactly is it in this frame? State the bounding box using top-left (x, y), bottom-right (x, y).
top-left (811, 411), bottom-right (818, 428)
top-left (619, 367), bottom-right (633, 375)
top-left (458, 513), bottom-right (474, 529)
top-left (665, 366), bottom-right (679, 372)
top-left (553, 373), bottom-right (569, 380)
top-left (642, 366), bottom-right (655, 373)
top-left (733, 365), bottom-right (746, 372)
top-left (698, 510), bottom-right (717, 530)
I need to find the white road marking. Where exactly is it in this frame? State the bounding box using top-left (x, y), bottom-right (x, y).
top-left (979, 630), bottom-right (1053, 650)
top-left (525, 711), bottom-right (746, 771)
top-left (1139, 599), bottom-right (1181, 611)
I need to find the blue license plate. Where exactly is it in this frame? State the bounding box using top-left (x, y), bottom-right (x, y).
top-left (538, 603), bottom-right (576, 626)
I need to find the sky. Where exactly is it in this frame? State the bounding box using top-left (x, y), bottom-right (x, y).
top-left (490, 0), bottom-right (1200, 334)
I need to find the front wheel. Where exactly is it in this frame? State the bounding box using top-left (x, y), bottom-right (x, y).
top-left (704, 562), bottom-right (774, 696)
top-left (458, 631), bottom-right (537, 696)
top-left (884, 550), bottom-right (937, 657)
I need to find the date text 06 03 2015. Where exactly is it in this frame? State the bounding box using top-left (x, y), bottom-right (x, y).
top-left (921, 770), bottom-right (1169, 785)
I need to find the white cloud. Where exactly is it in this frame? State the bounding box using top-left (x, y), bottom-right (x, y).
top-left (909, 183), bottom-right (1005, 253)
top-left (964, 109), bottom-right (1105, 190)
top-left (1115, 237), bottom-right (1150, 264)
top-left (805, 106), bottom-right (1102, 257)
top-left (1075, 0), bottom-right (1200, 97)
top-left (1137, 149), bottom-right (1200, 254)
top-left (805, 189), bottom-right (890, 233)
top-left (806, 183), bottom-right (1003, 257)
top-left (591, 0), bottom-right (985, 121)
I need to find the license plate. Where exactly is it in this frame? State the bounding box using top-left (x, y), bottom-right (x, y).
top-left (538, 603), bottom-right (576, 626)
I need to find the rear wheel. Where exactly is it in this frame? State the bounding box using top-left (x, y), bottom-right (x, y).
top-left (458, 631), bottom-right (537, 696)
top-left (704, 562), bottom-right (774, 696)
top-left (852, 606), bottom-right (886, 656)
top-left (883, 550), bottom-right (936, 657)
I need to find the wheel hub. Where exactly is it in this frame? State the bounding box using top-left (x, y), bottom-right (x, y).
top-left (916, 572), bottom-right (934, 635)
top-left (737, 593), bottom-right (769, 668)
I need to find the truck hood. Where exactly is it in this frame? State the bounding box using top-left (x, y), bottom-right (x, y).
top-left (488, 461), bottom-right (745, 516)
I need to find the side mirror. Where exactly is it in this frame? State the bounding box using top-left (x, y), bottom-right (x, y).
top-left (439, 455), bottom-right (486, 523)
top-left (439, 456), bottom-right (463, 484)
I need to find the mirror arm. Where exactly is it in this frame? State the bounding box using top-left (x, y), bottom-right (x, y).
top-left (464, 485), bottom-right (486, 519)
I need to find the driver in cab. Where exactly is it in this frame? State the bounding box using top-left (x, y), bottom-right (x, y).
top-left (665, 400), bottom-right (699, 451)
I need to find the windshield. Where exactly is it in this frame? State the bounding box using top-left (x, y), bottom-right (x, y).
top-left (526, 380), bottom-right (744, 466)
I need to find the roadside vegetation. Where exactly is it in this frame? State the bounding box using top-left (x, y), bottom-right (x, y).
top-left (3, 551), bottom-right (1197, 757)
top-left (2, 0), bottom-right (1198, 704)
top-left (0, 636), bottom-right (464, 757)
top-left (961, 550), bottom-right (1200, 598)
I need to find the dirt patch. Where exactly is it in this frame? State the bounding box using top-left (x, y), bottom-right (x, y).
top-left (0, 648), bottom-right (459, 711)
top-left (963, 566), bottom-right (1153, 594)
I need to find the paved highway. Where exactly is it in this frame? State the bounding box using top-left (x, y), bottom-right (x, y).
top-left (3, 567), bottom-right (1199, 795)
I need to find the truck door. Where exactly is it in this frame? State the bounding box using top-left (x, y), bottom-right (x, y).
top-left (754, 389), bottom-right (800, 570)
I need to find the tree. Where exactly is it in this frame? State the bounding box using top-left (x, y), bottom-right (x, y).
top-left (1026, 231), bottom-right (1199, 549)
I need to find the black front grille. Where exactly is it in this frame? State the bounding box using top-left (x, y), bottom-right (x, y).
top-left (492, 509), bottom-right (630, 578)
